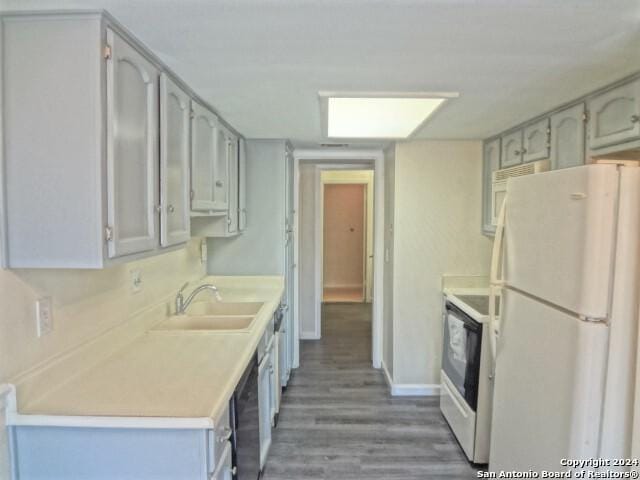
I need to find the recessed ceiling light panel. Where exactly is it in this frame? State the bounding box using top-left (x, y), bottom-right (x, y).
top-left (321, 92), bottom-right (457, 139)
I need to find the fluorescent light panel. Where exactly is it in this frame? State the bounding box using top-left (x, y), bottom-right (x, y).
top-left (327, 96), bottom-right (445, 138)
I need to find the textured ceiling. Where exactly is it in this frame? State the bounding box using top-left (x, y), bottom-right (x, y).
top-left (2, 0), bottom-right (640, 146)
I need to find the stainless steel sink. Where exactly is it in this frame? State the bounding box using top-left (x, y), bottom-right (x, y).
top-left (184, 301), bottom-right (264, 316)
top-left (153, 315), bottom-right (255, 332)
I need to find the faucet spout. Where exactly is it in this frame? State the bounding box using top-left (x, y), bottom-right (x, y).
top-left (175, 284), bottom-right (220, 314)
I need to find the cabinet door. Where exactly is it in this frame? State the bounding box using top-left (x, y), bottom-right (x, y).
top-left (213, 127), bottom-right (230, 210)
top-left (258, 357), bottom-right (272, 468)
top-left (238, 139), bottom-right (247, 232)
top-left (550, 103), bottom-right (586, 170)
top-left (105, 29), bottom-right (159, 258)
top-left (500, 130), bottom-right (523, 167)
top-left (522, 118), bottom-right (550, 163)
top-left (191, 101), bottom-right (217, 211)
top-left (482, 138), bottom-right (500, 235)
top-left (227, 136), bottom-right (239, 234)
top-left (210, 441), bottom-right (233, 480)
top-left (160, 73), bottom-right (191, 246)
top-left (588, 78), bottom-right (640, 150)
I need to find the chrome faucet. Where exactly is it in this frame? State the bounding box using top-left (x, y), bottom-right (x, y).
top-left (175, 282), bottom-right (220, 314)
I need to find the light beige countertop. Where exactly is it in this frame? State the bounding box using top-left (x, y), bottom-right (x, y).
top-left (8, 276), bottom-right (284, 428)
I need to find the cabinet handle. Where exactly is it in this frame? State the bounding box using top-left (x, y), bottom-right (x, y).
top-left (167, 204), bottom-right (175, 213)
top-left (226, 216), bottom-right (232, 225)
top-left (514, 150), bottom-right (521, 156)
top-left (190, 189), bottom-right (195, 200)
top-left (632, 115), bottom-right (640, 124)
top-left (231, 466), bottom-right (238, 476)
top-left (155, 205), bottom-right (162, 213)
top-left (521, 148), bottom-right (527, 154)
top-left (216, 180), bottom-right (223, 187)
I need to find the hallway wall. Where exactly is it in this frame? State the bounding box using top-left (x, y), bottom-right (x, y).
top-left (390, 140), bottom-right (492, 387)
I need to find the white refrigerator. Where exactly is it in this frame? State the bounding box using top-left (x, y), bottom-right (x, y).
top-left (488, 164), bottom-right (640, 471)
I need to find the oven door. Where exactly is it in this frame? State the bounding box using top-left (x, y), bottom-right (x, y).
top-left (442, 302), bottom-right (483, 411)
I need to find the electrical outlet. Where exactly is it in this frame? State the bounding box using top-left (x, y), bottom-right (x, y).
top-left (130, 269), bottom-right (142, 294)
top-left (36, 296), bottom-right (53, 337)
top-left (200, 239), bottom-right (208, 265)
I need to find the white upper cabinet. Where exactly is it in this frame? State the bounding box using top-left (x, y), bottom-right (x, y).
top-left (214, 127), bottom-right (231, 211)
top-left (522, 118), bottom-right (550, 163)
top-left (238, 139), bottom-right (248, 232)
top-left (588, 78), bottom-right (640, 151)
top-left (191, 101), bottom-right (218, 212)
top-left (226, 135), bottom-right (239, 235)
top-left (550, 103), bottom-right (585, 170)
top-left (160, 73), bottom-right (191, 247)
top-left (105, 28), bottom-right (160, 258)
top-left (482, 138), bottom-right (501, 236)
top-left (501, 130), bottom-right (523, 167)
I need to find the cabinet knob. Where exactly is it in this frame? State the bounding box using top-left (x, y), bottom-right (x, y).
top-left (514, 150), bottom-right (521, 156)
top-left (155, 205), bottom-right (162, 213)
top-left (631, 115), bottom-right (640, 124)
top-left (216, 180), bottom-right (223, 187)
top-left (167, 204), bottom-right (175, 213)
top-left (218, 426), bottom-right (232, 443)
top-left (227, 216), bottom-right (232, 225)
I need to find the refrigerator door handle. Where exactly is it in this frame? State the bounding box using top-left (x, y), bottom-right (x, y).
top-left (489, 196), bottom-right (507, 362)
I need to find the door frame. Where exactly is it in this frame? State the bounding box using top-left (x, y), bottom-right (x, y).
top-left (292, 149), bottom-right (385, 369)
top-left (320, 172), bottom-right (374, 304)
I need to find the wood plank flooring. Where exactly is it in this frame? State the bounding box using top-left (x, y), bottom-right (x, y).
top-left (262, 303), bottom-right (479, 480)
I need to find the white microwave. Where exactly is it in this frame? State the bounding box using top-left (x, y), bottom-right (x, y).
top-left (491, 160), bottom-right (550, 225)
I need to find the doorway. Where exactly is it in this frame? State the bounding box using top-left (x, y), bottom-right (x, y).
top-left (321, 172), bottom-right (374, 303)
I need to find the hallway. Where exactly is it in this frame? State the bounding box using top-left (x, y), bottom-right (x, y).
top-left (262, 303), bottom-right (478, 480)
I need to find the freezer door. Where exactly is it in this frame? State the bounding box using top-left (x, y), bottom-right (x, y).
top-left (504, 164), bottom-right (618, 318)
top-left (489, 289), bottom-right (609, 472)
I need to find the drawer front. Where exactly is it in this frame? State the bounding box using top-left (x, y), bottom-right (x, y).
top-left (209, 404), bottom-right (231, 473)
top-left (440, 371), bottom-right (476, 461)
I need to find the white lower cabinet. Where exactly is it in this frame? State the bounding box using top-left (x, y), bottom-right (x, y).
top-left (258, 344), bottom-right (273, 469)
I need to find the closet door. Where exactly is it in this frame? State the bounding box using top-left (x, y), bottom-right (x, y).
top-left (160, 73), bottom-right (191, 246)
top-left (105, 28), bottom-right (159, 258)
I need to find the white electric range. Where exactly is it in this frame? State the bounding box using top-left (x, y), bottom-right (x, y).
top-left (440, 290), bottom-right (498, 465)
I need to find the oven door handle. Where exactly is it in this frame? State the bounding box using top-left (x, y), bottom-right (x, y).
top-left (489, 196), bottom-right (507, 364)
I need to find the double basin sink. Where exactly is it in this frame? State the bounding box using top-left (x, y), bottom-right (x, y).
top-left (153, 301), bottom-right (264, 333)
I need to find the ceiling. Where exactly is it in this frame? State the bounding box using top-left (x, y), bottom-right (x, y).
top-left (2, 0), bottom-right (640, 147)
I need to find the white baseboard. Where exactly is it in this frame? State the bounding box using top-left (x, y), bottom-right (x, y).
top-left (377, 365), bottom-right (440, 396)
top-left (391, 383), bottom-right (441, 396)
top-left (381, 360), bottom-right (393, 388)
top-left (300, 332), bottom-right (320, 340)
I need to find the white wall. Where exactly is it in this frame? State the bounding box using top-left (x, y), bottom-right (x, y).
top-left (207, 140), bottom-right (287, 275)
top-left (383, 145), bottom-right (396, 377)
top-left (391, 141), bottom-right (492, 386)
top-left (0, 239), bottom-right (206, 480)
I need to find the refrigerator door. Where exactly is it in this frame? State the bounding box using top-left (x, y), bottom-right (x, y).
top-left (504, 164), bottom-right (618, 318)
top-left (489, 289), bottom-right (609, 472)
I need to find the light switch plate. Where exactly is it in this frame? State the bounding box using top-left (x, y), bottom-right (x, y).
top-left (130, 269), bottom-right (142, 294)
top-left (36, 296), bottom-right (53, 337)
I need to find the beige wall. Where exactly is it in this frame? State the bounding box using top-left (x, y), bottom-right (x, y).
top-left (323, 184), bottom-right (365, 290)
top-left (298, 164), bottom-right (318, 338)
top-left (383, 146), bottom-right (395, 377)
top-left (0, 240), bottom-right (206, 479)
top-left (391, 141), bottom-right (492, 385)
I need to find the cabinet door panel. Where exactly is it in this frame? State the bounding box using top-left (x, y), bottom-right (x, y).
top-left (522, 118), bottom-right (550, 163)
top-left (191, 102), bottom-right (217, 211)
top-left (106, 28), bottom-right (159, 258)
top-left (501, 130), bottom-right (523, 167)
top-left (238, 139), bottom-right (247, 232)
top-left (213, 128), bottom-right (230, 210)
top-left (160, 74), bottom-right (191, 246)
top-left (482, 138), bottom-right (500, 235)
top-left (227, 136), bottom-right (239, 234)
top-left (589, 78), bottom-right (640, 150)
top-left (550, 103), bottom-right (585, 170)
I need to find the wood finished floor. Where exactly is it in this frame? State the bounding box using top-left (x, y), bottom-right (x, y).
top-left (262, 303), bottom-right (479, 480)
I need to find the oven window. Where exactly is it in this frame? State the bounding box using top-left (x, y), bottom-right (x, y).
top-left (442, 304), bottom-right (482, 411)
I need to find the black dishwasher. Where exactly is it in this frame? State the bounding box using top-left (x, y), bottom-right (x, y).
top-left (230, 353), bottom-right (261, 480)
